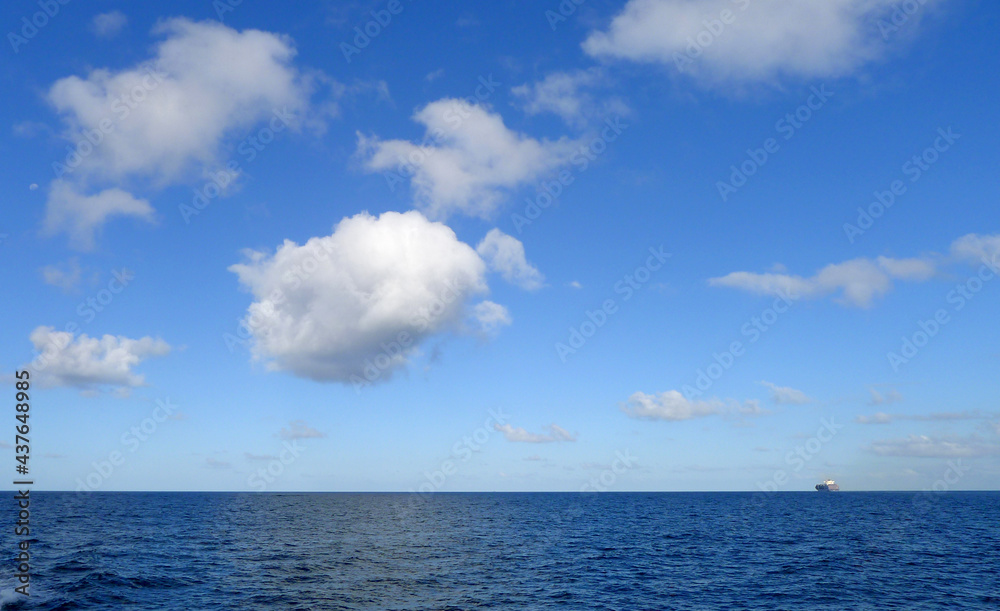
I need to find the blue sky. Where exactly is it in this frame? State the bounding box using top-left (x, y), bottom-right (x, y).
top-left (2, 0), bottom-right (998, 492)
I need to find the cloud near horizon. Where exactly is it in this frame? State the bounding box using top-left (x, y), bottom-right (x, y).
top-left (856, 411), bottom-right (987, 425)
top-left (868, 434), bottom-right (999, 458)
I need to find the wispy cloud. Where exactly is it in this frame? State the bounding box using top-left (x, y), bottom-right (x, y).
top-left (856, 411), bottom-right (987, 425)
top-left (868, 434), bottom-right (1000, 458)
top-left (278, 420), bottom-right (325, 440)
top-left (494, 423), bottom-right (577, 443)
top-left (710, 256), bottom-right (935, 308)
top-left (620, 390), bottom-right (762, 422)
top-left (869, 387), bottom-right (903, 405)
top-left (760, 381), bottom-right (811, 405)
top-left (90, 11), bottom-right (128, 38)
top-left (476, 228), bottom-right (545, 290)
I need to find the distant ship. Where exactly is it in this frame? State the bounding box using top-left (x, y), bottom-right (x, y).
top-left (815, 479), bottom-right (840, 491)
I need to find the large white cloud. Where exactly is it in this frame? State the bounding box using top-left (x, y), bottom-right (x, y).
top-left (28, 326), bottom-right (171, 391)
top-left (357, 99), bottom-right (579, 219)
top-left (709, 256), bottom-right (935, 308)
top-left (44, 18), bottom-right (315, 248)
top-left (229, 211), bottom-right (505, 384)
top-left (49, 18), bottom-right (310, 182)
top-left (476, 229), bottom-right (545, 290)
top-left (583, 0), bottom-right (941, 84)
top-left (621, 390), bottom-right (760, 421)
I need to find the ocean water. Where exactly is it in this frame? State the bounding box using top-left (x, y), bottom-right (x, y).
top-left (0, 491), bottom-right (997, 610)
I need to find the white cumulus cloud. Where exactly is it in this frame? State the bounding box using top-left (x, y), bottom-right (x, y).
top-left (357, 98), bottom-right (579, 219)
top-left (229, 210), bottom-right (506, 384)
top-left (28, 326), bottom-right (171, 391)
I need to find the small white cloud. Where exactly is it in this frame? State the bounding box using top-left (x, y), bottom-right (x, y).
top-left (760, 381), bottom-right (811, 405)
top-left (494, 423), bottom-right (577, 443)
top-left (41, 258), bottom-right (83, 291)
top-left (425, 68), bottom-right (445, 82)
top-left (567, 281), bottom-right (583, 289)
top-left (512, 68), bottom-right (623, 126)
top-left (869, 387), bottom-right (903, 405)
top-left (29, 183), bottom-right (38, 190)
top-left (27, 326), bottom-right (170, 392)
top-left (471, 301), bottom-right (511, 334)
top-left (951, 233), bottom-right (1000, 267)
top-left (278, 420), bottom-right (325, 440)
top-left (90, 11), bottom-right (128, 38)
top-left (43, 181), bottom-right (155, 251)
top-left (620, 390), bottom-right (759, 421)
top-left (856, 412), bottom-right (894, 425)
top-left (476, 229), bottom-right (544, 290)
top-left (358, 98), bottom-right (579, 219)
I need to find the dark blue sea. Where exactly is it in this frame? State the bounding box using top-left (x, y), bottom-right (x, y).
top-left (1, 491), bottom-right (998, 610)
